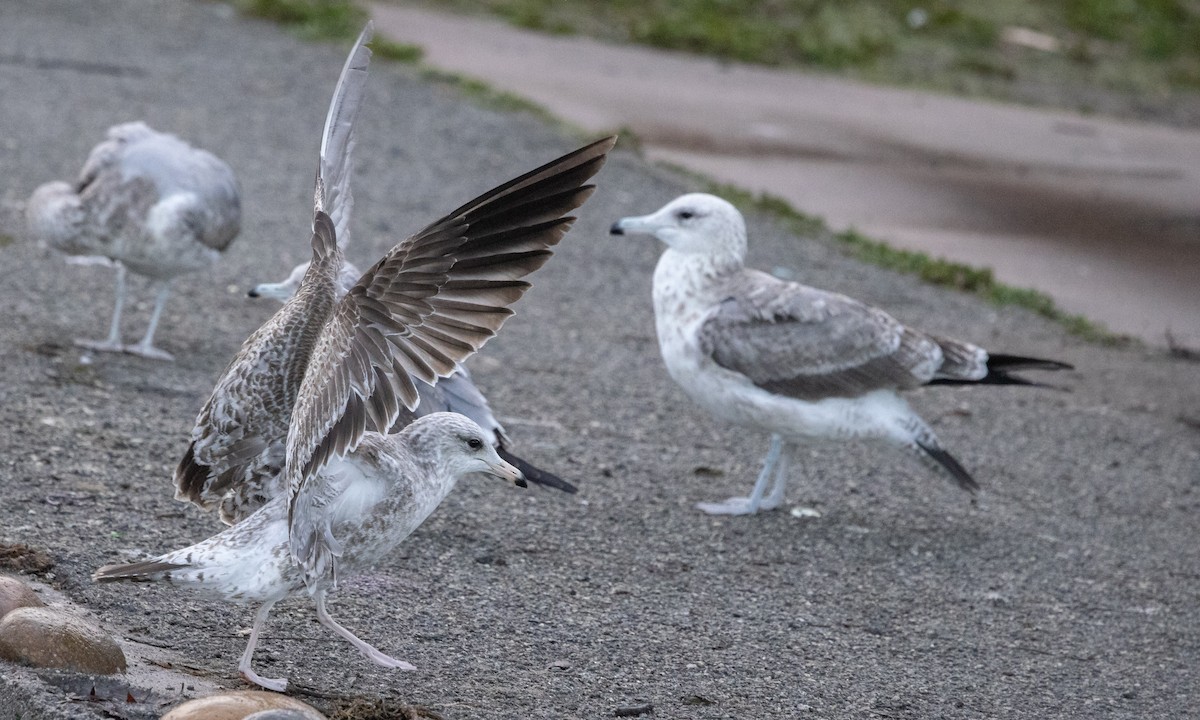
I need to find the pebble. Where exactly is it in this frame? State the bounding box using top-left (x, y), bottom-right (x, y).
top-left (244, 711), bottom-right (323, 720)
top-left (0, 575), bottom-right (43, 619)
top-left (0, 606), bottom-right (126, 674)
top-left (161, 691), bottom-right (327, 720)
top-left (614, 702), bottom-right (654, 717)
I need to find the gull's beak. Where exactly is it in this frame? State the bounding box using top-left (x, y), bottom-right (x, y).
top-left (488, 456), bottom-right (527, 489)
top-left (247, 281), bottom-right (288, 300)
top-left (610, 214), bottom-right (657, 237)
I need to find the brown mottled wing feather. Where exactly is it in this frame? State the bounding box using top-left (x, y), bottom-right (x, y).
top-left (173, 253), bottom-right (335, 522)
top-left (698, 271), bottom-right (945, 400)
top-left (173, 27), bottom-right (372, 524)
top-left (286, 136), bottom-right (614, 569)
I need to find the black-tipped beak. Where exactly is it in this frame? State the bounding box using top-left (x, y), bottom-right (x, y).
top-left (488, 456), bottom-right (526, 488)
top-left (247, 288), bottom-right (260, 298)
top-left (609, 221), bottom-right (625, 236)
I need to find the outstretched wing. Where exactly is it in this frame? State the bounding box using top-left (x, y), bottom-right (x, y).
top-left (173, 27), bottom-right (374, 523)
top-left (315, 22), bottom-right (372, 249)
top-left (698, 270), bottom-right (944, 400)
top-left (286, 136), bottom-right (615, 567)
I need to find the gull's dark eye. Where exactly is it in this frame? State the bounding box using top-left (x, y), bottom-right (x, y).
top-left (467, 437), bottom-right (484, 450)
top-left (677, 210), bottom-right (695, 221)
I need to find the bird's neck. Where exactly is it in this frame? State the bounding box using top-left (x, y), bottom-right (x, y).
top-left (397, 431), bottom-right (462, 501)
top-left (653, 248), bottom-right (740, 303)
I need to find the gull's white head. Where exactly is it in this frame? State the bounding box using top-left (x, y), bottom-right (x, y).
top-left (610, 193), bottom-right (747, 261)
top-left (411, 412), bottom-right (527, 488)
top-left (248, 260), bottom-right (362, 302)
top-left (25, 181), bottom-right (86, 254)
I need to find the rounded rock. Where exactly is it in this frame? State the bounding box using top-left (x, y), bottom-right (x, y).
top-left (0, 576), bottom-right (44, 620)
top-left (0, 606), bottom-right (126, 674)
top-left (161, 691), bottom-right (327, 720)
top-left (245, 711), bottom-right (325, 720)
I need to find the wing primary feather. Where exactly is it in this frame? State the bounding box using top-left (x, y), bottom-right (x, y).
top-left (437, 136), bottom-right (615, 222)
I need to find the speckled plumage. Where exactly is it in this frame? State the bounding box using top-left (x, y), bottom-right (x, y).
top-left (249, 259), bottom-right (575, 493)
top-left (25, 120), bottom-right (241, 360)
top-left (97, 414), bottom-right (525, 691)
top-left (96, 23), bottom-right (611, 691)
top-left (612, 193), bottom-right (1071, 515)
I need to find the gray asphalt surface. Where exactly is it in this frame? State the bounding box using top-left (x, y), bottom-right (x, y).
top-left (1, 2), bottom-right (1197, 719)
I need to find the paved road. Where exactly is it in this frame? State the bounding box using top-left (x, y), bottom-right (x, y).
top-left (0, 2), bottom-right (1197, 719)
top-left (370, 2), bottom-right (1200, 347)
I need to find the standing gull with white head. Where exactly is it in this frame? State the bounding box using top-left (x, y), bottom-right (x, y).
top-left (612, 193), bottom-right (1071, 516)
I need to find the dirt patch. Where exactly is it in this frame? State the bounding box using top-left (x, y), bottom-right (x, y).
top-left (0, 544), bottom-right (56, 576)
top-left (328, 698), bottom-right (445, 720)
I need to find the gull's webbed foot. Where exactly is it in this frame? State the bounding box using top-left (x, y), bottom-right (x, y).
top-left (359, 645), bottom-right (417, 670)
top-left (240, 668), bottom-right (288, 692)
top-left (695, 494), bottom-right (783, 516)
top-left (122, 341), bottom-right (175, 362)
top-left (74, 338), bottom-right (124, 355)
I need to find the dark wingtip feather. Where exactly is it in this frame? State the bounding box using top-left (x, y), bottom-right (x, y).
top-left (986, 354), bottom-right (1073, 373)
top-left (915, 440), bottom-right (979, 493)
top-left (928, 353), bottom-right (1073, 390)
top-left (497, 446), bottom-right (576, 494)
top-left (174, 442), bottom-right (207, 505)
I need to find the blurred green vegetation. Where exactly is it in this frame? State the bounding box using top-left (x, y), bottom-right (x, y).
top-left (235, 0), bottom-right (424, 58)
top-left (235, 0), bottom-right (367, 39)
top-left (411, 0), bottom-right (1200, 111)
top-left (235, 0), bottom-right (1200, 115)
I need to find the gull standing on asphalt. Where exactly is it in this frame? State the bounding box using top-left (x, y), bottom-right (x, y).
top-left (611, 193), bottom-right (1071, 516)
top-left (95, 22), bottom-right (613, 691)
top-left (26, 121), bottom-right (241, 361)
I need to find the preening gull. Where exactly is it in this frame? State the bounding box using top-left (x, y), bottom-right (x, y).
top-left (249, 256), bottom-right (573, 492)
top-left (611, 193), bottom-right (1071, 516)
top-left (26, 121), bottom-right (241, 361)
top-left (95, 22), bottom-right (613, 691)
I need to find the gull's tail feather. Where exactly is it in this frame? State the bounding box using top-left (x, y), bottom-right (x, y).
top-left (93, 559), bottom-right (188, 583)
top-left (930, 353), bottom-right (1073, 389)
top-left (986, 353), bottom-right (1074, 373)
top-left (914, 439), bottom-right (979, 493)
top-left (498, 446), bottom-right (576, 494)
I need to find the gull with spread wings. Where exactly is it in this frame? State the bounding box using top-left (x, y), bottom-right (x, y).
top-left (247, 252), bottom-right (573, 494)
top-left (95, 23), bottom-right (613, 691)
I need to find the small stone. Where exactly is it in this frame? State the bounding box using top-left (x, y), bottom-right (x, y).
top-left (245, 711), bottom-right (322, 720)
top-left (0, 606), bottom-right (125, 674)
top-left (161, 691), bottom-right (327, 720)
top-left (789, 506), bottom-right (821, 519)
top-left (0, 576), bottom-right (44, 619)
top-left (614, 702), bottom-right (653, 717)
